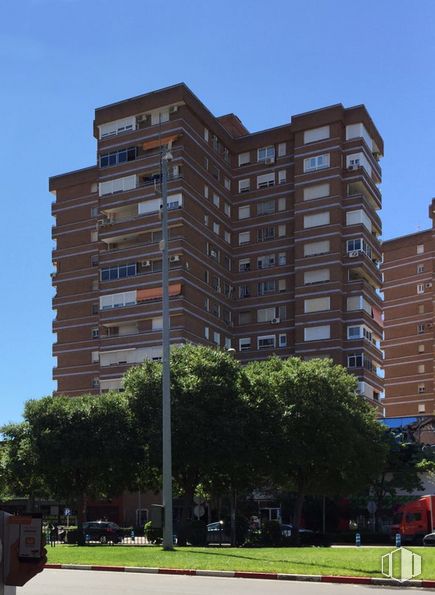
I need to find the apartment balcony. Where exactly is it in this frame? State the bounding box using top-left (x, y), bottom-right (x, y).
top-left (347, 180), bottom-right (382, 216)
top-left (344, 164), bottom-right (382, 205)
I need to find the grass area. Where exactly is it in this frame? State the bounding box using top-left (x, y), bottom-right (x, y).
top-left (46, 545), bottom-right (435, 578)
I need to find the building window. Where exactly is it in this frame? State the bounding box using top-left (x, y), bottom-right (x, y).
top-left (278, 224), bottom-right (286, 237)
top-left (204, 128), bottom-right (209, 141)
top-left (418, 364), bottom-right (425, 373)
top-left (304, 240), bottom-right (330, 257)
top-left (257, 254), bottom-right (275, 269)
top-left (279, 333), bottom-right (287, 347)
top-left (101, 263), bottom-right (137, 281)
top-left (278, 279), bottom-right (286, 292)
top-left (257, 226), bottom-right (275, 242)
top-left (303, 153), bottom-right (330, 172)
top-left (278, 197), bottom-right (286, 211)
top-left (348, 353), bottom-right (363, 368)
top-left (257, 173), bottom-right (275, 189)
top-left (92, 378), bottom-right (100, 389)
top-left (238, 205), bottom-right (251, 219)
top-left (204, 184), bottom-right (209, 198)
top-left (213, 193), bottom-right (220, 208)
top-left (418, 384), bottom-right (426, 394)
top-left (239, 311), bottom-right (251, 324)
top-left (278, 252), bottom-right (287, 265)
top-left (417, 264), bottom-right (425, 273)
top-left (238, 152), bottom-right (251, 167)
top-left (213, 222), bottom-right (220, 235)
top-left (417, 244), bottom-right (424, 254)
top-left (304, 325), bottom-right (331, 342)
top-left (278, 170), bottom-right (287, 184)
top-left (239, 258), bottom-right (251, 272)
top-left (239, 179), bottom-right (250, 193)
top-left (303, 183), bottom-right (330, 201)
top-left (257, 146), bottom-right (275, 162)
top-left (258, 280), bottom-right (276, 296)
top-left (204, 326), bottom-right (209, 340)
top-left (91, 327), bottom-right (99, 338)
top-left (257, 307), bottom-right (277, 323)
top-left (346, 238), bottom-right (372, 257)
top-left (213, 332), bottom-right (220, 345)
top-left (258, 335), bottom-right (276, 350)
top-left (303, 211), bottom-right (330, 229)
top-left (100, 147), bottom-right (137, 168)
top-left (347, 326), bottom-right (361, 339)
top-left (204, 214), bottom-right (209, 226)
top-left (91, 255), bottom-right (99, 267)
top-left (418, 403), bottom-right (426, 413)
top-left (239, 337), bottom-right (251, 351)
top-left (239, 284), bottom-right (250, 298)
top-left (304, 296), bottom-right (331, 313)
top-left (418, 323), bottom-right (425, 334)
top-left (417, 284), bottom-right (425, 294)
top-left (304, 269), bottom-right (330, 285)
top-left (239, 231), bottom-right (250, 245)
top-left (224, 202), bottom-right (231, 217)
top-left (278, 143), bottom-right (286, 157)
top-left (257, 200), bottom-right (275, 216)
top-left (224, 231), bottom-right (231, 244)
top-left (91, 207), bottom-right (99, 217)
top-left (224, 177), bottom-right (231, 190)
top-left (303, 126), bottom-right (330, 144)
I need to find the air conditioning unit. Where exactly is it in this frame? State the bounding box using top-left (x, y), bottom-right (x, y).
top-left (428, 323), bottom-right (433, 329)
top-left (426, 283), bottom-right (432, 288)
top-left (349, 250), bottom-right (361, 258)
top-left (271, 318), bottom-right (280, 324)
top-left (210, 250), bottom-right (217, 258)
top-left (264, 157), bottom-right (275, 165)
top-left (169, 255), bottom-right (180, 263)
top-left (142, 260), bottom-right (151, 267)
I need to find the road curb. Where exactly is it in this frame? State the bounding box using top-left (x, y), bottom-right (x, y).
top-left (44, 564), bottom-right (432, 587)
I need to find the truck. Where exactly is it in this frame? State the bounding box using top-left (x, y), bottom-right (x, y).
top-left (391, 495), bottom-right (435, 543)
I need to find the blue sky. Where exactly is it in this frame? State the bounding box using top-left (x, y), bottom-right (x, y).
top-left (1, 0), bottom-right (434, 425)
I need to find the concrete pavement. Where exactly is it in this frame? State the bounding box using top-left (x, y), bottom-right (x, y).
top-left (17, 570), bottom-right (435, 594)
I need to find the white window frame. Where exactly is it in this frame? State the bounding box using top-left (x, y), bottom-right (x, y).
top-left (257, 335), bottom-right (276, 350)
top-left (303, 153), bottom-right (330, 172)
top-left (239, 179), bottom-right (250, 193)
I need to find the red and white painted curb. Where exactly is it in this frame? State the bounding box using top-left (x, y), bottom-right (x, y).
top-left (45, 564), bottom-right (435, 588)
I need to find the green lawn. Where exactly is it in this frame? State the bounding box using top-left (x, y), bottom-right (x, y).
top-left (46, 546), bottom-right (435, 578)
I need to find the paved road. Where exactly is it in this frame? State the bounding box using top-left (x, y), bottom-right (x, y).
top-left (15, 570), bottom-right (435, 594)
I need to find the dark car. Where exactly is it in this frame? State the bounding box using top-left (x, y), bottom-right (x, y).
top-left (423, 532), bottom-right (435, 546)
top-left (206, 521), bottom-right (231, 544)
top-left (82, 521), bottom-right (123, 544)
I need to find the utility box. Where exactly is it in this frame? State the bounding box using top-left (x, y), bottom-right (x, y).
top-left (0, 511), bottom-right (16, 595)
top-left (149, 505), bottom-right (164, 529)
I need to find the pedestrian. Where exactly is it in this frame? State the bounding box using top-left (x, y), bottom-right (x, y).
top-left (49, 523), bottom-right (57, 547)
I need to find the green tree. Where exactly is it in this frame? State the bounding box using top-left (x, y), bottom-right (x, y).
top-left (244, 357), bottom-right (387, 534)
top-left (124, 344), bottom-right (254, 543)
top-left (0, 422), bottom-right (49, 509)
top-left (20, 391), bottom-right (143, 523)
top-left (370, 429), bottom-right (435, 520)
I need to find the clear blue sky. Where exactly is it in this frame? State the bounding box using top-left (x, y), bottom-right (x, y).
top-left (1, 0), bottom-right (434, 425)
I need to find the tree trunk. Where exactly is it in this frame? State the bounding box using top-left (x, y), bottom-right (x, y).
top-left (26, 492), bottom-right (35, 513)
top-left (292, 479), bottom-right (305, 545)
top-left (76, 493), bottom-right (87, 545)
top-left (177, 485), bottom-right (195, 546)
top-left (230, 488), bottom-right (237, 546)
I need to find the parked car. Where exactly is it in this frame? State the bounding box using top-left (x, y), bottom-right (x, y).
top-left (82, 521), bottom-right (123, 544)
top-left (423, 532), bottom-right (435, 546)
top-left (206, 521), bottom-right (231, 544)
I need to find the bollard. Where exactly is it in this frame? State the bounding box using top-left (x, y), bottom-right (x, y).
top-left (355, 532), bottom-right (361, 547)
top-left (395, 533), bottom-right (401, 548)
top-left (130, 530), bottom-right (135, 543)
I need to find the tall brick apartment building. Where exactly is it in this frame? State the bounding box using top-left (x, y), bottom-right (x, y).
top-left (383, 200), bottom-right (435, 417)
top-left (49, 83), bottom-right (384, 403)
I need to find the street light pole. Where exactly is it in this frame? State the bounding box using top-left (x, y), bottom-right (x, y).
top-left (161, 150), bottom-right (173, 550)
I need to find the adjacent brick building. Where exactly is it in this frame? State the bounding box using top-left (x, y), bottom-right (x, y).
top-left (383, 200), bottom-right (435, 417)
top-left (50, 83), bottom-right (384, 404)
